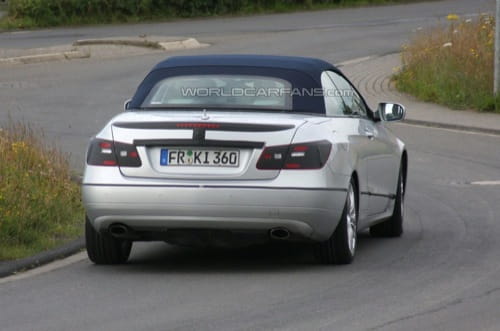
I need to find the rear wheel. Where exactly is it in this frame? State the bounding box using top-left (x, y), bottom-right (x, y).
top-left (315, 178), bottom-right (358, 265)
top-left (370, 168), bottom-right (405, 237)
top-left (85, 216), bottom-right (132, 264)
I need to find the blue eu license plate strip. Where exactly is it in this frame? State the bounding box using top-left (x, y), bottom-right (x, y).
top-left (160, 149), bottom-right (169, 166)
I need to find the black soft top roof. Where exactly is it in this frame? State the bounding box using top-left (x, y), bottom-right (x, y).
top-left (129, 55), bottom-right (343, 114)
top-left (153, 54), bottom-right (339, 75)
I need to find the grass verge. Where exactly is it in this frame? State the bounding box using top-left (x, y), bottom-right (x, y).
top-left (0, 0), bottom-right (423, 30)
top-left (0, 121), bottom-right (83, 260)
top-left (394, 14), bottom-right (500, 112)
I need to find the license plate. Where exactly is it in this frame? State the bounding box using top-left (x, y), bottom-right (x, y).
top-left (160, 148), bottom-right (240, 167)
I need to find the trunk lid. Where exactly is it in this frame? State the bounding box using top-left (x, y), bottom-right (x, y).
top-left (111, 111), bottom-right (306, 180)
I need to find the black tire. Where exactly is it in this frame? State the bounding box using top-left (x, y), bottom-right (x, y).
top-left (315, 178), bottom-right (358, 265)
top-left (370, 168), bottom-right (405, 237)
top-left (85, 216), bottom-right (132, 264)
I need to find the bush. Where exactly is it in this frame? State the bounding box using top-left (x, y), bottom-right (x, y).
top-left (4, 0), bottom-right (411, 28)
top-left (394, 14), bottom-right (500, 112)
top-left (0, 122), bottom-right (83, 260)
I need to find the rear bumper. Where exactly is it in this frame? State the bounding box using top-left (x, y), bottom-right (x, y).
top-left (82, 184), bottom-right (347, 241)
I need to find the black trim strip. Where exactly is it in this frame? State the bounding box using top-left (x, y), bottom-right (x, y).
top-left (360, 191), bottom-right (396, 199)
top-left (83, 183), bottom-right (347, 192)
top-left (134, 139), bottom-right (264, 149)
top-left (202, 186), bottom-right (347, 192)
top-left (114, 122), bottom-right (295, 132)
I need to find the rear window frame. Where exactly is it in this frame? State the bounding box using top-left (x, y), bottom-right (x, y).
top-left (141, 74), bottom-right (293, 111)
top-left (129, 66), bottom-right (328, 115)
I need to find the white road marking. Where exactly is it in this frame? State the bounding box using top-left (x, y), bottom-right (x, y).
top-left (7, 29), bottom-right (49, 35)
top-left (0, 252), bottom-right (87, 285)
top-left (394, 122), bottom-right (500, 138)
top-left (336, 56), bottom-right (373, 67)
top-left (470, 180), bottom-right (500, 186)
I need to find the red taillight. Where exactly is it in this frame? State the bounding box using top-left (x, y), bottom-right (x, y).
top-left (293, 145), bottom-right (309, 152)
top-left (257, 140), bottom-right (331, 170)
top-left (102, 160), bottom-right (117, 166)
top-left (114, 141), bottom-right (142, 167)
top-left (99, 142), bottom-right (112, 149)
top-left (256, 145), bottom-right (289, 170)
top-left (284, 163), bottom-right (301, 169)
top-left (87, 139), bottom-right (141, 167)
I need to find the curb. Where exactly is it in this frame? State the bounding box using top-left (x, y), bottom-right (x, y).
top-left (0, 49), bottom-right (89, 65)
top-left (0, 175), bottom-right (84, 279)
top-left (0, 37), bottom-right (206, 66)
top-left (73, 37), bottom-right (207, 51)
top-left (73, 38), bottom-right (162, 49)
top-left (401, 118), bottom-right (500, 136)
top-left (159, 38), bottom-right (207, 51)
top-left (338, 52), bottom-right (500, 136)
top-left (0, 237), bottom-right (85, 278)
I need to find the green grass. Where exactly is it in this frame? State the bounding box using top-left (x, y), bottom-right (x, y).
top-left (0, 121), bottom-right (83, 260)
top-left (0, 0), bottom-right (424, 31)
top-left (394, 14), bottom-right (500, 112)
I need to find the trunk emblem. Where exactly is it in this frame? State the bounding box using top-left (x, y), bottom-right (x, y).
top-left (201, 109), bottom-right (210, 121)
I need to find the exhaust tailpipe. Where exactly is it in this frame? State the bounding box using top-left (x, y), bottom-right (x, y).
top-left (269, 228), bottom-right (290, 240)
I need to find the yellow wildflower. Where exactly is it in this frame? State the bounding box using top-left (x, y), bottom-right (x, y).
top-left (11, 141), bottom-right (28, 154)
top-left (447, 14), bottom-right (459, 21)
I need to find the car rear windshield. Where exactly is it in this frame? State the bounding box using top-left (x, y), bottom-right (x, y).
top-left (142, 75), bottom-right (292, 110)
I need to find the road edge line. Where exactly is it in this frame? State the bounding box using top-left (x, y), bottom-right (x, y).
top-left (0, 237), bottom-right (85, 278)
top-left (336, 55), bottom-right (375, 67)
top-left (401, 119), bottom-right (500, 136)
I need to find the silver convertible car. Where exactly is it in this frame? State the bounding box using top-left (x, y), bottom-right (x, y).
top-left (83, 55), bottom-right (407, 265)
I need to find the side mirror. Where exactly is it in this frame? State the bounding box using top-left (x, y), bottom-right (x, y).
top-left (377, 102), bottom-right (405, 122)
top-left (123, 99), bottom-right (132, 111)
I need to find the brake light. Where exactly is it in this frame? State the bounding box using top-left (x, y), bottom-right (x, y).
top-left (176, 123), bottom-right (221, 129)
top-left (87, 139), bottom-right (141, 167)
top-left (257, 140), bottom-right (331, 170)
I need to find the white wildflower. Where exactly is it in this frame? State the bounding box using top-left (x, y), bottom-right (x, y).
top-left (442, 42), bottom-right (452, 48)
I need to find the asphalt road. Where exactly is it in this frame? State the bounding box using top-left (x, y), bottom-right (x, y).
top-left (1, 1), bottom-right (500, 330)
top-left (0, 0), bottom-right (495, 169)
